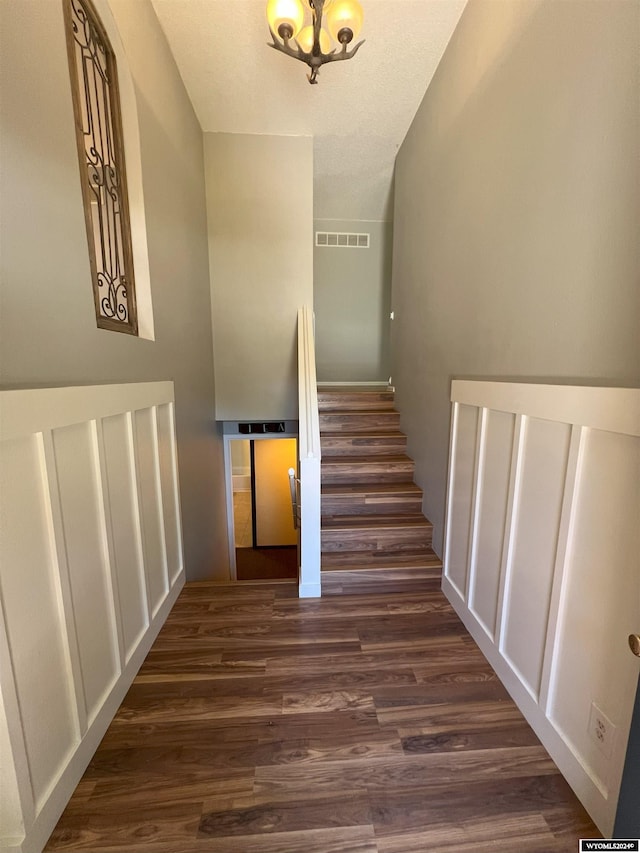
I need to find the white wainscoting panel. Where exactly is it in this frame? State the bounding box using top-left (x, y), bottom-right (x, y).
top-left (0, 383), bottom-right (185, 853)
top-left (101, 413), bottom-right (149, 663)
top-left (443, 381), bottom-right (640, 836)
top-left (468, 408), bottom-right (514, 640)
top-left (133, 407), bottom-right (169, 617)
top-left (548, 428), bottom-right (640, 799)
top-left (156, 403), bottom-right (183, 586)
top-left (501, 416), bottom-right (571, 700)
top-left (1, 435), bottom-right (79, 814)
top-left (444, 403), bottom-right (478, 599)
top-left (51, 421), bottom-right (121, 727)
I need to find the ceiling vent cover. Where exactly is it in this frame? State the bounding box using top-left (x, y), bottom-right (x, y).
top-left (315, 231), bottom-right (370, 248)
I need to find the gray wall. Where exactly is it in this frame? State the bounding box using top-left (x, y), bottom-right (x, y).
top-left (314, 219), bottom-right (392, 382)
top-left (0, 0), bottom-right (229, 581)
top-left (205, 133), bottom-right (313, 421)
top-left (391, 0), bottom-right (640, 555)
top-left (231, 439), bottom-right (250, 476)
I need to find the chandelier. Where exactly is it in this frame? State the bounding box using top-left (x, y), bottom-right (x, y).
top-left (266, 0), bottom-right (365, 84)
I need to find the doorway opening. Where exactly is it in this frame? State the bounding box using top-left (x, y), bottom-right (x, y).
top-left (228, 436), bottom-right (298, 581)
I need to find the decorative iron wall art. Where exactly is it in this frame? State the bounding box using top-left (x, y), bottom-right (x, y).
top-left (63, 0), bottom-right (138, 334)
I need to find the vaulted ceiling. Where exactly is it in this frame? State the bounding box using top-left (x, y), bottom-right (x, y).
top-left (151, 0), bottom-right (467, 220)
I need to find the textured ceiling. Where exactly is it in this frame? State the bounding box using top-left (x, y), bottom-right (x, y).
top-left (151, 0), bottom-right (467, 220)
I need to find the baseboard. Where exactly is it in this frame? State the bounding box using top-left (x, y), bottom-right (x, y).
top-left (298, 581), bottom-right (321, 598)
top-left (232, 474), bottom-right (251, 491)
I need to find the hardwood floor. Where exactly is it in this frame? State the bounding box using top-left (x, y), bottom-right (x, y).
top-left (45, 577), bottom-right (599, 852)
top-left (235, 547), bottom-right (298, 580)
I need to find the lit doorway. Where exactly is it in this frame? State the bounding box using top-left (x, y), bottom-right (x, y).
top-left (227, 436), bottom-right (298, 580)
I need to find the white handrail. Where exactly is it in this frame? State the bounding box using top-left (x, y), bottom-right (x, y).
top-left (298, 305), bottom-right (322, 460)
top-left (288, 467), bottom-right (299, 529)
top-left (297, 306), bottom-right (322, 597)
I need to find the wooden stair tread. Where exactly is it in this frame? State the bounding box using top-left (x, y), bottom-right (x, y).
top-left (322, 482), bottom-right (422, 496)
top-left (317, 390), bottom-right (395, 411)
top-left (320, 436), bottom-right (408, 458)
top-left (322, 547), bottom-right (442, 571)
top-left (322, 515), bottom-right (433, 552)
top-left (322, 545), bottom-right (442, 569)
top-left (317, 383), bottom-right (391, 388)
top-left (322, 454), bottom-right (413, 465)
top-left (321, 568), bottom-right (443, 589)
top-left (320, 408), bottom-right (398, 416)
top-left (322, 563), bottom-right (441, 574)
top-left (321, 456), bottom-right (415, 482)
top-left (322, 482), bottom-right (423, 517)
top-left (323, 547), bottom-right (441, 561)
top-left (321, 429), bottom-right (406, 439)
top-left (322, 514), bottom-right (432, 530)
top-left (319, 411), bottom-right (401, 433)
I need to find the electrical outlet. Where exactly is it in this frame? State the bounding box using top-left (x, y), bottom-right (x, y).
top-left (588, 702), bottom-right (616, 759)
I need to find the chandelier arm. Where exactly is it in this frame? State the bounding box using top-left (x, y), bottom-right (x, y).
top-left (267, 40), bottom-right (306, 62)
top-left (268, 28), bottom-right (310, 63)
top-left (268, 31), bottom-right (364, 66)
top-left (268, 27), bottom-right (364, 84)
top-left (317, 38), bottom-right (365, 64)
top-left (306, 38), bottom-right (364, 83)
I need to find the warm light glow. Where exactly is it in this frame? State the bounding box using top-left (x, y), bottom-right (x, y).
top-left (296, 25), bottom-right (332, 54)
top-left (266, 0), bottom-right (305, 40)
top-left (325, 0), bottom-right (363, 43)
top-left (266, 0), bottom-right (365, 83)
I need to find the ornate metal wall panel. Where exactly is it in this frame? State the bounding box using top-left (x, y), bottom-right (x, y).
top-left (63, 0), bottom-right (138, 334)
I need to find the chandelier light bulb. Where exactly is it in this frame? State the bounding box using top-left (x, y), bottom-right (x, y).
top-left (325, 0), bottom-right (363, 44)
top-left (266, 0), bottom-right (305, 41)
top-left (296, 25), bottom-right (332, 54)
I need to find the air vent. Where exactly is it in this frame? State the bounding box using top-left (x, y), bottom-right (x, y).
top-left (315, 231), bottom-right (370, 248)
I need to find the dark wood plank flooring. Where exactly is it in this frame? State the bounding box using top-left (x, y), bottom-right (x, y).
top-left (235, 546), bottom-right (298, 580)
top-left (45, 578), bottom-right (599, 852)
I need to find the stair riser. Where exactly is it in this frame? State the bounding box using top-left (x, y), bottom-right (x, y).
top-left (322, 494), bottom-right (423, 516)
top-left (320, 435), bottom-right (407, 456)
top-left (319, 412), bottom-right (401, 433)
top-left (322, 527), bottom-right (433, 553)
top-left (322, 567), bottom-right (442, 582)
top-left (318, 392), bottom-right (395, 411)
top-left (322, 467), bottom-right (414, 485)
top-left (322, 547), bottom-right (439, 568)
top-left (321, 570), bottom-right (442, 596)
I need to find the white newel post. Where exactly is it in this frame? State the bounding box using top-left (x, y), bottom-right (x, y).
top-left (298, 454), bottom-right (321, 598)
top-left (297, 305), bottom-right (322, 598)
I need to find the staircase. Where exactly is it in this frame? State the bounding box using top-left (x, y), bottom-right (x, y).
top-left (319, 386), bottom-right (442, 593)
